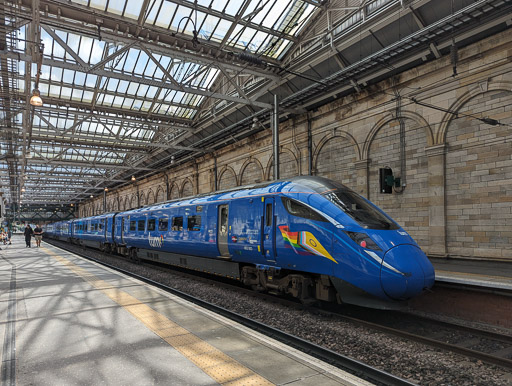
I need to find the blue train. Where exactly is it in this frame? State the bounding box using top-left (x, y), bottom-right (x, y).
top-left (46, 176), bottom-right (435, 308)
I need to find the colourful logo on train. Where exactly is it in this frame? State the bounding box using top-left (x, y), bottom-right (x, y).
top-left (278, 226), bottom-right (337, 264)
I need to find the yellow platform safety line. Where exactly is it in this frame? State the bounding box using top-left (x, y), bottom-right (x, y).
top-left (436, 269), bottom-right (512, 281)
top-left (42, 248), bottom-right (274, 386)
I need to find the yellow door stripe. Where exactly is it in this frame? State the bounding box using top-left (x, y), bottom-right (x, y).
top-left (43, 248), bottom-right (274, 386)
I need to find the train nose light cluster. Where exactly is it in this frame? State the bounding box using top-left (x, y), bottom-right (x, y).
top-left (344, 231), bottom-right (381, 251)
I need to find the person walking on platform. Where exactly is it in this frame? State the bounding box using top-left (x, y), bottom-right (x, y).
top-left (34, 224), bottom-right (43, 247)
top-left (24, 224), bottom-right (34, 248)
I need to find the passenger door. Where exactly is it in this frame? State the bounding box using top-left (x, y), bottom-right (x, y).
top-left (262, 197), bottom-right (276, 262)
top-left (121, 218), bottom-right (125, 244)
top-left (217, 204), bottom-right (229, 257)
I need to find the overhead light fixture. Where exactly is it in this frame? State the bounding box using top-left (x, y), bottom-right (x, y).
top-left (104, 187), bottom-right (108, 192)
top-left (70, 203), bottom-right (74, 207)
top-left (30, 89), bottom-right (43, 107)
top-left (131, 176), bottom-right (136, 181)
top-left (90, 195), bottom-right (93, 198)
top-left (171, 155), bottom-right (175, 164)
top-left (21, 187), bottom-right (26, 192)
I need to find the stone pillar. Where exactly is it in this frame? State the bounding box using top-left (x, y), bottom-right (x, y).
top-left (355, 159), bottom-right (369, 198)
top-left (426, 144), bottom-right (447, 257)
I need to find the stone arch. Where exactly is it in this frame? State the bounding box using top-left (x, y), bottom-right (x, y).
top-left (366, 110), bottom-right (431, 249)
top-left (265, 147), bottom-right (299, 180)
top-left (147, 189), bottom-right (156, 205)
top-left (239, 158), bottom-right (264, 185)
top-left (444, 87), bottom-right (512, 259)
top-left (122, 196), bottom-right (128, 211)
top-left (438, 80), bottom-right (512, 144)
top-left (155, 186), bottom-right (165, 202)
top-left (363, 110), bottom-right (434, 158)
top-left (181, 178), bottom-right (194, 197)
top-left (313, 130), bottom-right (360, 185)
top-left (169, 182), bottom-right (180, 199)
top-left (112, 197), bottom-right (119, 211)
top-left (218, 166), bottom-right (238, 190)
top-left (139, 191), bottom-right (147, 206)
top-left (130, 194), bottom-right (137, 209)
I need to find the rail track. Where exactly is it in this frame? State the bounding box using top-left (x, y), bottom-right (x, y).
top-left (46, 238), bottom-right (512, 375)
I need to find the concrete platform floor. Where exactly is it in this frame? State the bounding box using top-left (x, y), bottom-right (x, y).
top-left (0, 236), bottom-right (370, 385)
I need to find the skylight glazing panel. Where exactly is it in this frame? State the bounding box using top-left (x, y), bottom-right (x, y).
top-left (141, 101), bottom-right (152, 111)
top-left (85, 74), bottom-right (98, 88)
top-left (123, 0), bottom-right (144, 19)
top-left (171, 6), bottom-right (194, 33)
top-left (209, 18), bottom-right (232, 43)
top-left (95, 94), bottom-right (109, 107)
top-left (39, 83), bottom-right (48, 96)
top-left (112, 96), bottom-right (124, 107)
top-left (199, 14), bottom-right (220, 40)
top-left (50, 67), bottom-right (63, 82)
top-left (137, 84), bottom-right (150, 96)
top-left (155, 2), bottom-right (177, 28)
top-left (233, 26), bottom-right (258, 50)
top-left (251, 1), bottom-right (275, 25)
top-left (126, 49), bottom-right (141, 73)
top-left (106, 0), bottom-right (125, 15)
top-left (72, 89), bottom-right (84, 101)
top-left (192, 11), bottom-right (208, 33)
top-left (270, 39), bottom-right (292, 59)
top-left (90, 0), bottom-right (107, 12)
top-left (74, 72), bottom-right (86, 86)
top-left (249, 30), bottom-right (270, 53)
top-left (146, 86), bottom-right (159, 99)
top-left (144, 0), bottom-right (161, 25)
top-left (83, 91), bottom-right (94, 102)
top-left (117, 80), bottom-right (129, 94)
top-left (106, 78), bottom-right (119, 92)
top-left (49, 85), bottom-right (61, 97)
top-left (134, 52), bottom-right (150, 75)
top-left (113, 52), bottom-right (128, 72)
top-left (123, 98), bottom-right (135, 109)
top-left (127, 82), bottom-right (140, 95)
top-left (142, 58), bottom-right (158, 78)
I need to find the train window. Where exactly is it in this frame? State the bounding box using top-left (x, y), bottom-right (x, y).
top-left (138, 220), bottom-right (145, 232)
top-left (158, 218), bottom-right (168, 231)
top-left (219, 207), bottom-right (228, 234)
top-left (188, 215), bottom-right (201, 231)
top-left (266, 204), bottom-right (272, 226)
top-left (281, 197), bottom-right (328, 222)
top-left (148, 219), bottom-right (156, 231)
top-left (172, 217), bottom-right (183, 231)
top-left (324, 189), bottom-right (399, 230)
top-left (129, 221), bottom-right (136, 231)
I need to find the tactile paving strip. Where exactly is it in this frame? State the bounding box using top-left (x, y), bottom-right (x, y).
top-left (44, 248), bottom-right (274, 386)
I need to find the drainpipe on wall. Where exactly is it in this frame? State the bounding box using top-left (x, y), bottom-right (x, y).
top-left (273, 93), bottom-right (279, 180)
top-left (307, 112), bottom-right (313, 175)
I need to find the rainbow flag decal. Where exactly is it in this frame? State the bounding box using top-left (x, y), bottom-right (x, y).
top-left (279, 226), bottom-right (338, 264)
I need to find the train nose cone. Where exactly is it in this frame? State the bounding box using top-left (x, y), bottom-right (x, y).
top-left (380, 245), bottom-right (435, 300)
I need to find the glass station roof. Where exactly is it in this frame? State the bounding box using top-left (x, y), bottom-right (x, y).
top-left (76, 0), bottom-right (316, 59)
top-left (2, 0), bottom-right (321, 207)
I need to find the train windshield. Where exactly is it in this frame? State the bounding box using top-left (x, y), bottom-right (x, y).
top-left (324, 189), bottom-right (399, 230)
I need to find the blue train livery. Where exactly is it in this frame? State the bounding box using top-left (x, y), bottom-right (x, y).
top-left (45, 176), bottom-right (435, 308)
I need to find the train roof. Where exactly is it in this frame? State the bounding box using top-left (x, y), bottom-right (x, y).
top-left (121, 176), bottom-right (349, 215)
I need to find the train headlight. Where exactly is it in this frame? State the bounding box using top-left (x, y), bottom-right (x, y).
top-left (344, 231), bottom-right (381, 251)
